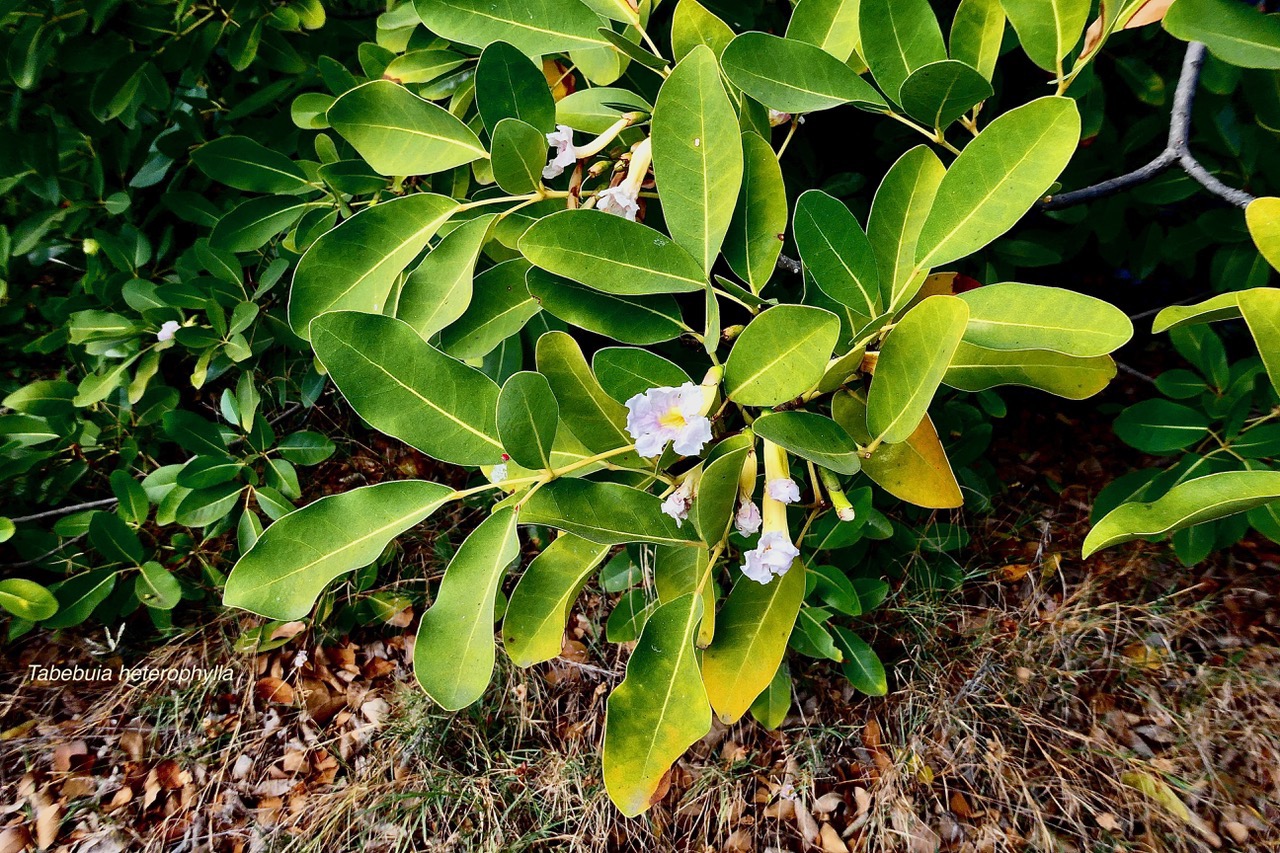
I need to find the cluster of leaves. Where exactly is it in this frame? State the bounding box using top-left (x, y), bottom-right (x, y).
top-left (2, 0), bottom-right (1279, 818)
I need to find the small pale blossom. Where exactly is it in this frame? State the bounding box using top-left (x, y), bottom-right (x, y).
top-left (741, 530), bottom-right (799, 584)
top-left (766, 477), bottom-right (801, 504)
top-left (661, 480), bottom-right (694, 528)
top-left (776, 781), bottom-right (798, 802)
top-left (157, 320), bottom-right (181, 342)
top-left (768, 109), bottom-right (792, 127)
top-left (836, 505), bottom-right (857, 522)
top-left (595, 184), bottom-right (640, 220)
top-left (543, 125), bottom-right (577, 179)
top-left (734, 498), bottom-right (762, 536)
top-left (488, 462), bottom-right (509, 484)
top-left (624, 383), bottom-right (712, 459)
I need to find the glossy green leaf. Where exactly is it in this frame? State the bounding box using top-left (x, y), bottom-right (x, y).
top-left (555, 87), bottom-right (653, 133)
top-left (439, 259), bottom-right (540, 359)
top-left (1151, 290), bottom-right (1254, 333)
top-left (527, 268), bottom-right (687, 345)
top-left (790, 605), bottom-right (842, 660)
top-left (43, 570), bottom-right (118, 629)
top-left (832, 627), bottom-right (888, 695)
top-left (593, 347), bottom-right (693, 404)
top-left (749, 659), bottom-right (792, 730)
top-left (725, 305), bottom-right (841, 405)
top-left (859, 0), bottom-right (947, 102)
top-left (191, 136), bottom-right (311, 194)
top-left (210, 197), bottom-right (324, 253)
top-left (943, 342), bottom-right (1117, 399)
top-left (787, 0), bottom-right (860, 62)
top-left (521, 480), bottom-right (701, 546)
top-left (899, 60), bottom-right (993, 128)
top-left (476, 41), bottom-right (557, 134)
top-left (960, 283), bottom-right (1134, 357)
top-left (111, 470), bottom-right (149, 525)
top-left (503, 534), bottom-right (611, 666)
top-left (521, 210), bottom-right (707, 296)
top-left (383, 49), bottom-right (468, 84)
top-left (810, 564), bottom-right (863, 616)
top-left (490, 119), bottom-right (547, 194)
top-left (135, 561), bottom-right (182, 610)
top-left (606, 588), bottom-right (657, 642)
top-left (224, 481), bottom-right (454, 620)
top-left (413, 0), bottom-right (610, 55)
top-left (868, 146), bottom-right (946, 310)
top-left (753, 411), bottom-right (862, 475)
top-left (949, 0), bottom-right (1005, 80)
top-left (89, 512), bottom-right (144, 565)
top-left (671, 0), bottom-right (734, 61)
top-left (603, 592), bottom-right (711, 816)
top-left (725, 132), bottom-right (787, 293)
top-left (1114, 399), bottom-right (1210, 452)
top-left (311, 312), bottom-right (503, 465)
top-left (1164, 0), bottom-right (1280, 69)
top-left (1001, 0), bottom-right (1091, 71)
top-left (535, 331), bottom-right (638, 458)
top-left (1247, 198), bottom-right (1280, 271)
top-left (1084, 471), bottom-right (1280, 557)
top-left (415, 507), bottom-right (520, 710)
top-left (289, 193), bottom-right (458, 338)
top-left (795, 189), bottom-right (881, 320)
top-left (1240, 288), bottom-right (1280, 391)
top-left (916, 97), bottom-right (1081, 270)
top-left (0, 579), bottom-right (59, 622)
top-left (498, 371), bottom-right (558, 470)
top-left (721, 33), bottom-right (888, 113)
top-left (328, 80), bottom-right (486, 177)
top-left (652, 46), bottom-right (743, 275)
top-left (701, 565), bottom-right (805, 724)
top-left (692, 435), bottom-right (753, 544)
top-left (867, 296), bottom-right (969, 444)
top-left (398, 214), bottom-right (494, 339)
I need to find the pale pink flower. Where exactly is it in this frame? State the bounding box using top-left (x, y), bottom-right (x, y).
top-left (766, 477), bottom-right (801, 504)
top-left (543, 125), bottom-right (577, 179)
top-left (595, 184), bottom-right (640, 220)
top-left (156, 320), bottom-right (181, 342)
top-left (741, 530), bottom-right (799, 584)
top-left (768, 109), bottom-right (792, 127)
top-left (624, 383), bottom-right (712, 459)
top-left (487, 462), bottom-right (509, 484)
top-left (734, 498), bottom-right (762, 536)
top-left (661, 479), bottom-right (694, 528)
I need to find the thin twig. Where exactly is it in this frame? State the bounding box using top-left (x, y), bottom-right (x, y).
top-left (1043, 43), bottom-right (1255, 210)
top-left (9, 497), bottom-right (118, 524)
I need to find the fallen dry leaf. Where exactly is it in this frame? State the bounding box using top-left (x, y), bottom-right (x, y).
top-left (255, 677), bottom-right (296, 705)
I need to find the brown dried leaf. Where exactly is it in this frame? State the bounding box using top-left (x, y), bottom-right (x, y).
top-left (255, 677), bottom-right (296, 705)
top-left (820, 822), bottom-right (849, 853)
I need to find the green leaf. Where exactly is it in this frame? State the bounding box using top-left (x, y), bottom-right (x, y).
top-left (1001, 0), bottom-right (1091, 71)
top-left (383, 49), bottom-right (469, 84)
top-left (949, 0), bottom-right (1006, 80)
top-left (498, 371), bottom-right (559, 470)
top-left (795, 189), bottom-right (880, 320)
top-left (3, 380), bottom-right (77, 418)
top-left (606, 588), bottom-right (657, 642)
top-left (859, 0), bottom-right (947, 103)
top-left (289, 193), bottom-right (458, 339)
top-left (724, 305), bottom-right (841, 406)
top-left (721, 33), bottom-right (888, 113)
top-left (1247, 198), bottom-right (1280, 271)
top-left (810, 564), bottom-right (863, 616)
top-left (192, 136), bottom-right (311, 194)
top-left (943, 341), bottom-right (1117, 399)
top-left (0, 579), bottom-right (59, 622)
top-left (503, 533), bottom-right (611, 666)
top-left (671, 0), bottom-right (735, 61)
top-left (867, 296), bottom-right (969, 444)
top-left (175, 484), bottom-right (245, 527)
top-left (535, 331), bottom-right (638, 457)
top-left (1084, 471), bottom-right (1280, 557)
top-left (224, 481), bottom-right (454, 620)
top-left (701, 565), bottom-right (805, 724)
top-left (692, 436), bottom-right (753, 545)
top-left (210, 197), bottom-right (323, 253)
top-left (1240, 288), bottom-right (1280, 391)
top-left (438, 259), bottom-right (540, 359)
top-left (899, 60), bottom-right (994, 128)
top-left (311, 312), bottom-right (503, 465)
top-left (414, 507), bottom-right (520, 710)
top-left (916, 97), bottom-right (1081, 270)
top-left (790, 605), bottom-right (842, 660)
top-left (833, 391), bottom-right (962, 509)
top-left (44, 570), bottom-right (118, 629)
top-left (520, 210), bottom-right (707, 296)
top-left (787, 0), bottom-right (861, 62)
top-left (868, 146), bottom-right (946, 310)
top-left (749, 659), bottom-right (792, 730)
top-left (522, 480), bottom-right (702, 546)
top-left (490, 119), bottom-right (547, 194)
top-left (135, 561), bottom-right (182, 610)
top-left (527, 268), bottom-right (687, 345)
top-left (111, 470), bottom-right (149, 525)
top-left (277, 432), bottom-right (336, 466)
top-left (603, 592), bottom-right (711, 816)
top-left (593, 347), bottom-right (693, 404)
top-left (89, 512), bottom-right (144, 565)
top-left (1152, 290), bottom-right (1255, 333)
top-left (556, 87), bottom-right (653, 133)
top-left (753, 412), bottom-right (862, 475)
top-left (476, 41), bottom-right (557, 134)
top-left (328, 80), bottom-right (486, 177)
top-left (652, 45), bottom-right (743, 275)
top-left (959, 283), bottom-right (1134, 357)
top-left (1114, 399), bottom-right (1210, 453)
top-left (1164, 0), bottom-right (1280, 69)
top-left (398, 214), bottom-right (494, 340)
top-left (413, 0), bottom-right (610, 55)
top-left (832, 627), bottom-right (888, 695)
top-left (725, 132), bottom-right (787, 294)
